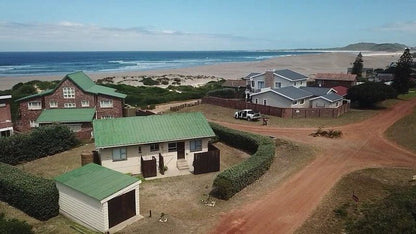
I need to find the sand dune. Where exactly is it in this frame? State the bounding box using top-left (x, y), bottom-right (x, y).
top-left (0, 52), bottom-right (400, 90)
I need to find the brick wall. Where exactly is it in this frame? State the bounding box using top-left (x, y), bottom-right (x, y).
top-left (96, 95), bottom-right (123, 118)
top-left (45, 79), bottom-right (95, 109)
top-left (16, 98), bottom-right (43, 131)
top-left (0, 98), bottom-right (12, 129)
top-left (264, 71), bottom-right (274, 88)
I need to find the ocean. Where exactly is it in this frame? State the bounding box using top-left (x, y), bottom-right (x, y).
top-left (0, 51), bottom-right (319, 77)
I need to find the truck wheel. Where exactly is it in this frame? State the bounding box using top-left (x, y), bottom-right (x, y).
top-left (247, 117), bottom-right (251, 121)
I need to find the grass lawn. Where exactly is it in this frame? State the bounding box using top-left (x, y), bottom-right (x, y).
top-left (296, 167), bottom-right (416, 234)
top-left (385, 105), bottom-right (416, 153)
top-left (1, 139), bottom-right (314, 234)
top-left (177, 103), bottom-right (381, 128)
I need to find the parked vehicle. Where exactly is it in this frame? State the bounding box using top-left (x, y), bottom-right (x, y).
top-left (234, 109), bottom-right (261, 121)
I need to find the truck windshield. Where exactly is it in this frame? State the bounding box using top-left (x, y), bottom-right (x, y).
top-left (247, 111), bottom-right (254, 114)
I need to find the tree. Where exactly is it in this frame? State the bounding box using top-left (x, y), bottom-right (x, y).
top-left (347, 82), bottom-right (397, 108)
top-left (392, 48), bottom-right (413, 94)
top-left (351, 52), bottom-right (364, 78)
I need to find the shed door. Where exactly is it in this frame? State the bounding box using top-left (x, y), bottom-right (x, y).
top-left (177, 142), bottom-right (185, 159)
top-left (108, 190), bottom-right (136, 228)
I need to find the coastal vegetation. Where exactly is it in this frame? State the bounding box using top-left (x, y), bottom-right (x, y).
top-left (347, 82), bottom-right (397, 108)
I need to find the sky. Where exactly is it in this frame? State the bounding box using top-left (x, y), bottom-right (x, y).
top-left (0, 0), bottom-right (415, 51)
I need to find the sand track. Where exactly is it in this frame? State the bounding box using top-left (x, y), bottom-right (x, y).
top-left (211, 99), bottom-right (416, 234)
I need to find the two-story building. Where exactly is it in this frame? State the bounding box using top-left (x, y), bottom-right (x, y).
top-left (245, 69), bottom-right (308, 94)
top-left (15, 71), bottom-right (126, 138)
top-left (0, 95), bottom-right (13, 137)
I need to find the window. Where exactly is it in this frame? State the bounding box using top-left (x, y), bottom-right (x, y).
top-left (335, 101), bottom-right (339, 107)
top-left (63, 87), bottom-right (75, 99)
top-left (299, 99), bottom-right (305, 105)
top-left (29, 120), bottom-right (39, 128)
top-left (294, 82), bottom-right (297, 86)
top-left (275, 82), bottom-right (281, 88)
top-left (251, 80), bottom-right (255, 88)
top-left (293, 100), bottom-right (298, 105)
top-left (100, 99), bottom-right (113, 108)
top-left (150, 143), bottom-right (159, 152)
top-left (168, 142), bottom-right (177, 152)
top-left (49, 101), bottom-right (58, 108)
top-left (300, 81), bottom-right (303, 85)
top-left (101, 115), bottom-right (113, 119)
top-left (81, 100), bottom-right (89, 107)
top-left (263, 99), bottom-right (267, 105)
top-left (138, 146), bottom-right (142, 153)
top-left (258, 81), bottom-right (265, 89)
top-left (64, 103), bottom-right (76, 108)
top-left (190, 139), bottom-right (202, 152)
top-left (112, 147), bottom-right (127, 161)
top-left (28, 101), bottom-right (42, 110)
top-left (255, 98), bottom-right (258, 104)
top-left (0, 103), bottom-right (5, 107)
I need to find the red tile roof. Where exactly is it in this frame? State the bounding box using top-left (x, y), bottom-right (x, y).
top-left (315, 73), bottom-right (357, 81)
top-left (332, 86), bottom-right (348, 96)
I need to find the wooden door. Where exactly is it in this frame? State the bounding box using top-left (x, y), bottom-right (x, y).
top-left (177, 142), bottom-right (185, 159)
top-left (108, 190), bottom-right (136, 228)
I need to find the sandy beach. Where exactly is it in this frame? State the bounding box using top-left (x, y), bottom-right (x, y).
top-left (0, 52), bottom-right (401, 90)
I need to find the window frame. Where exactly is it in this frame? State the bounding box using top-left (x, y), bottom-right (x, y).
top-left (49, 101), bottom-right (58, 108)
top-left (100, 99), bottom-right (113, 108)
top-left (263, 99), bottom-right (267, 105)
top-left (81, 100), bottom-right (89, 107)
top-left (112, 147), bottom-right (127, 161)
top-left (150, 143), bottom-right (159, 152)
top-left (64, 103), bottom-right (76, 108)
top-left (190, 139), bottom-right (202, 152)
top-left (28, 101), bottom-right (42, 110)
top-left (63, 87), bottom-right (75, 99)
top-left (168, 142), bottom-right (177, 152)
top-left (258, 81), bottom-right (265, 89)
top-left (299, 99), bottom-right (305, 105)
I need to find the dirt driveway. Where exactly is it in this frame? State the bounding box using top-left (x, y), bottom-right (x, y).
top-left (211, 99), bottom-right (416, 234)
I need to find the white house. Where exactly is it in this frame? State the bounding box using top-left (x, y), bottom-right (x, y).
top-left (245, 69), bottom-right (308, 94)
top-left (250, 86), bottom-right (344, 108)
top-left (93, 112), bottom-right (217, 178)
top-left (55, 163), bottom-right (142, 233)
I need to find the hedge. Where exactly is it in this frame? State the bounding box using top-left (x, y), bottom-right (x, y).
top-left (0, 163), bottom-right (59, 221)
top-left (206, 88), bottom-right (237, 99)
top-left (210, 123), bottom-right (276, 200)
top-left (0, 124), bottom-right (79, 165)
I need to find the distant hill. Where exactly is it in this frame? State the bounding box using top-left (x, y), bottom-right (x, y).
top-left (335, 42), bottom-right (408, 52)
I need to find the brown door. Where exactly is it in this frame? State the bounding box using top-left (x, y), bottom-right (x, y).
top-left (108, 190), bottom-right (136, 228)
top-left (177, 142), bottom-right (185, 159)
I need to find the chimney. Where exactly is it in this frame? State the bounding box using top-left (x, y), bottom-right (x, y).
top-left (265, 70), bottom-right (274, 88)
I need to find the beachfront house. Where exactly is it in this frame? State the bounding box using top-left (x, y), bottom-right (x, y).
top-left (55, 163), bottom-right (142, 233)
top-left (93, 112), bottom-right (218, 178)
top-left (250, 86), bottom-right (344, 108)
top-left (0, 95), bottom-right (13, 137)
top-left (245, 69), bottom-right (308, 94)
top-left (15, 71), bottom-right (126, 138)
top-left (313, 73), bottom-right (357, 88)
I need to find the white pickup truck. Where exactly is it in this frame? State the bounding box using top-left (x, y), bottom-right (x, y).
top-left (234, 109), bottom-right (261, 121)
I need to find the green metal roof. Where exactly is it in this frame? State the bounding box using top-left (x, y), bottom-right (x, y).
top-left (93, 112), bottom-right (215, 148)
top-left (16, 71), bottom-right (126, 102)
top-left (15, 89), bottom-right (54, 102)
top-left (55, 163), bottom-right (139, 201)
top-left (36, 108), bottom-right (96, 123)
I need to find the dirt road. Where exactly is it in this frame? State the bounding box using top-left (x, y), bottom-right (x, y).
top-left (211, 99), bottom-right (416, 234)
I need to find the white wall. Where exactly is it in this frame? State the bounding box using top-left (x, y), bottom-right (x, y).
top-left (56, 183), bottom-right (106, 232)
top-left (99, 138), bottom-right (210, 176)
top-left (274, 76), bottom-right (307, 88)
top-left (310, 99), bottom-right (340, 108)
top-left (252, 92), bottom-right (310, 108)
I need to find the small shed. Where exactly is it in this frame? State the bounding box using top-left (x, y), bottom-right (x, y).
top-left (55, 163), bottom-right (142, 233)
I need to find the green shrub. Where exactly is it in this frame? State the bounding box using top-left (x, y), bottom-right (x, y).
top-left (209, 123), bottom-right (275, 200)
top-left (0, 125), bottom-right (79, 165)
top-left (347, 82), bottom-right (398, 107)
top-left (0, 163), bottom-right (59, 221)
top-left (206, 88), bottom-right (237, 98)
top-left (141, 77), bottom-right (160, 86)
top-left (0, 213), bottom-right (33, 234)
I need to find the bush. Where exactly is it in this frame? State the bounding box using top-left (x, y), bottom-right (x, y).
top-left (0, 163), bottom-right (59, 221)
top-left (141, 77), bottom-right (160, 86)
top-left (0, 125), bottom-right (79, 165)
top-left (347, 82), bottom-right (397, 107)
top-left (206, 88), bottom-right (237, 98)
top-left (209, 123), bottom-right (275, 200)
top-left (0, 213), bottom-right (33, 234)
